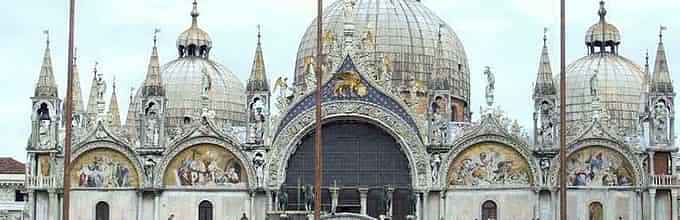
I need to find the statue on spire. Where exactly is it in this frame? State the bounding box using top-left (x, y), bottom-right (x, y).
top-left (483, 66), bottom-right (495, 107)
top-left (590, 70), bottom-right (599, 97)
top-left (94, 63), bottom-right (107, 102)
top-left (201, 66), bottom-right (212, 97)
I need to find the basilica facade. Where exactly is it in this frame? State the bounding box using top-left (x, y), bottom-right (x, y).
top-left (23, 0), bottom-right (677, 220)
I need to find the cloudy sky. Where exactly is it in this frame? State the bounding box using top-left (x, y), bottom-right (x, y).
top-left (1, 0), bottom-right (678, 161)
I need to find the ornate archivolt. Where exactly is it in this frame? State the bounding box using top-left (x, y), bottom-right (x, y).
top-left (157, 136), bottom-right (255, 189)
top-left (440, 135), bottom-right (538, 189)
top-left (267, 100), bottom-right (430, 190)
top-left (548, 119), bottom-right (644, 187)
top-left (70, 141), bottom-right (143, 188)
top-left (548, 138), bottom-right (643, 187)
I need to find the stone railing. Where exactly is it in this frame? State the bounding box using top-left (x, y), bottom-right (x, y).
top-left (647, 175), bottom-right (678, 186)
top-left (26, 176), bottom-right (62, 189)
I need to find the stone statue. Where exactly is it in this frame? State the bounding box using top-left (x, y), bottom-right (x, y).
top-left (95, 73), bottom-right (107, 102)
top-left (249, 100), bottom-right (266, 144)
top-left (483, 66), bottom-right (495, 107)
top-left (539, 102), bottom-right (554, 145)
top-left (278, 189), bottom-right (288, 211)
top-left (408, 192), bottom-right (417, 216)
top-left (303, 184), bottom-right (314, 212)
top-left (384, 186), bottom-right (393, 216)
top-left (590, 71), bottom-right (599, 97)
top-left (145, 117), bottom-right (159, 145)
top-left (304, 57), bottom-right (317, 92)
top-left (252, 152), bottom-right (266, 187)
top-left (144, 157), bottom-right (156, 184)
top-left (380, 55), bottom-right (393, 84)
top-left (654, 101), bottom-right (669, 143)
top-left (430, 154), bottom-right (442, 184)
top-left (539, 159), bottom-right (550, 185)
top-left (273, 77), bottom-right (294, 109)
top-left (343, 0), bottom-right (357, 18)
top-left (38, 120), bottom-right (51, 148)
top-left (201, 66), bottom-right (212, 97)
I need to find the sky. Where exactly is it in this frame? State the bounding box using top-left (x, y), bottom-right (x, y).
top-left (0, 0), bottom-right (678, 162)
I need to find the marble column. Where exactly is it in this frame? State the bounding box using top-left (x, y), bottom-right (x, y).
top-left (415, 192), bottom-right (422, 220)
top-left (153, 191), bottom-right (160, 220)
top-left (672, 189), bottom-right (678, 220)
top-left (439, 192), bottom-right (446, 220)
top-left (359, 188), bottom-right (369, 215)
top-left (27, 191), bottom-right (34, 220)
top-left (387, 187), bottom-right (395, 217)
top-left (48, 190), bottom-right (57, 220)
top-left (137, 191), bottom-right (143, 220)
top-left (273, 190), bottom-right (280, 211)
top-left (551, 190), bottom-right (558, 220)
top-left (422, 191), bottom-right (428, 220)
top-left (266, 190), bottom-right (273, 212)
top-left (650, 189), bottom-right (657, 220)
top-left (649, 152), bottom-right (656, 174)
top-left (249, 191), bottom-right (255, 218)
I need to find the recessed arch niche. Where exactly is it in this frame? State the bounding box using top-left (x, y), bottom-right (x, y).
top-left (70, 148), bottom-right (140, 188)
top-left (163, 144), bottom-right (247, 187)
top-left (566, 146), bottom-right (635, 186)
top-left (447, 142), bottom-right (531, 186)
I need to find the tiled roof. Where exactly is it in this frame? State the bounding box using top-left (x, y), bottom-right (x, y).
top-left (0, 158), bottom-right (25, 174)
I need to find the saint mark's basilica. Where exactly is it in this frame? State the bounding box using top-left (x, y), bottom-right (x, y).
top-left (21, 0), bottom-right (678, 219)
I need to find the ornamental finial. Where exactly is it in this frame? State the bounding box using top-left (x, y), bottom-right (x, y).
top-left (43, 30), bottom-right (50, 49)
top-left (598, 0), bottom-right (607, 22)
top-left (153, 28), bottom-right (161, 48)
top-left (659, 25), bottom-right (667, 43)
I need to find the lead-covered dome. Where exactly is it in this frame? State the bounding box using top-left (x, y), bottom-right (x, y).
top-left (558, 0), bottom-right (644, 135)
top-left (127, 1), bottom-right (246, 135)
top-left (294, 0), bottom-right (470, 115)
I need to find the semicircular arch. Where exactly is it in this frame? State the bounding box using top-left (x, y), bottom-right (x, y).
top-left (440, 135), bottom-right (538, 189)
top-left (157, 136), bottom-right (255, 189)
top-left (268, 101), bottom-right (430, 190)
top-left (70, 141), bottom-right (143, 188)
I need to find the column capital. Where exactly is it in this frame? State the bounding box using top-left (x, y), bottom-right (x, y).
top-left (672, 189), bottom-right (679, 197)
top-left (650, 188), bottom-right (657, 195)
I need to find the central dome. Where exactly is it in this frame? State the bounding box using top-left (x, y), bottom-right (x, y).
top-left (294, 0), bottom-right (470, 114)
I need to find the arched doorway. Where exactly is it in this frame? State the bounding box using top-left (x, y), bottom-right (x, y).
top-left (588, 202), bottom-right (603, 220)
top-left (481, 201), bottom-right (497, 220)
top-left (284, 120), bottom-right (412, 219)
top-left (95, 201), bottom-right (110, 220)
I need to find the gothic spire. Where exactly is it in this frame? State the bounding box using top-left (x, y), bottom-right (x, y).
top-left (34, 30), bottom-right (59, 98)
top-left (651, 26), bottom-right (673, 93)
top-left (143, 29), bottom-right (164, 96)
top-left (246, 25), bottom-right (270, 92)
top-left (108, 77), bottom-right (121, 128)
top-left (428, 24), bottom-right (449, 90)
top-left (72, 48), bottom-right (85, 114)
top-left (86, 63), bottom-right (100, 120)
top-left (534, 28), bottom-right (555, 97)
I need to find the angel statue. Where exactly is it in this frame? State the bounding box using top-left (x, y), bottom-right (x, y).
top-left (273, 77), bottom-right (294, 110)
top-left (483, 66), bottom-right (495, 107)
top-left (303, 57), bottom-right (317, 91)
top-left (343, 0), bottom-right (357, 19)
top-left (201, 66), bottom-right (212, 97)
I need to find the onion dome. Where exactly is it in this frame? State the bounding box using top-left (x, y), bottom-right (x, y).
top-left (585, 1), bottom-right (621, 55)
top-left (176, 0), bottom-right (212, 58)
top-left (294, 0), bottom-right (470, 116)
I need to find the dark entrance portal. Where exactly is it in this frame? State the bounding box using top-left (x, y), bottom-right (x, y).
top-left (284, 120), bottom-right (412, 219)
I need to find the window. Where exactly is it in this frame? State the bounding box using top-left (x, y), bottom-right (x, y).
top-left (96, 201), bottom-right (110, 220)
top-left (481, 201), bottom-right (497, 220)
top-left (198, 200), bottom-right (213, 220)
top-left (14, 190), bottom-right (26, 202)
top-left (589, 202), bottom-right (603, 220)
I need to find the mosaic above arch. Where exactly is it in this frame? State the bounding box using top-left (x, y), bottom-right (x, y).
top-left (566, 146), bottom-right (634, 186)
top-left (163, 144), bottom-right (247, 187)
top-left (448, 142), bottom-right (531, 186)
top-left (70, 148), bottom-right (139, 188)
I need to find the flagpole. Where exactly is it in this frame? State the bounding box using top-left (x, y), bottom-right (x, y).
top-left (314, 0), bottom-right (324, 219)
top-left (559, 0), bottom-right (567, 219)
top-left (63, 0), bottom-right (76, 219)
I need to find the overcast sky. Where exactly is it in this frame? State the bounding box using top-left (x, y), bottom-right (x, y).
top-left (1, 0), bottom-right (678, 162)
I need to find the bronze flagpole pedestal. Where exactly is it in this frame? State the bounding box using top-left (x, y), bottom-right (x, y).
top-left (314, 0), bottom-right (324, 219)
top-left (62, 0), bottom-right (77, 219)
top-left (559, 0), bottom-right (567, 219)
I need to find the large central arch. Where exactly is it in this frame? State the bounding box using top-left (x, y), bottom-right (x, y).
top-left (284, 120), bottom-right (412, 218)
top-left (267, 101), bottom-right (430, 190)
